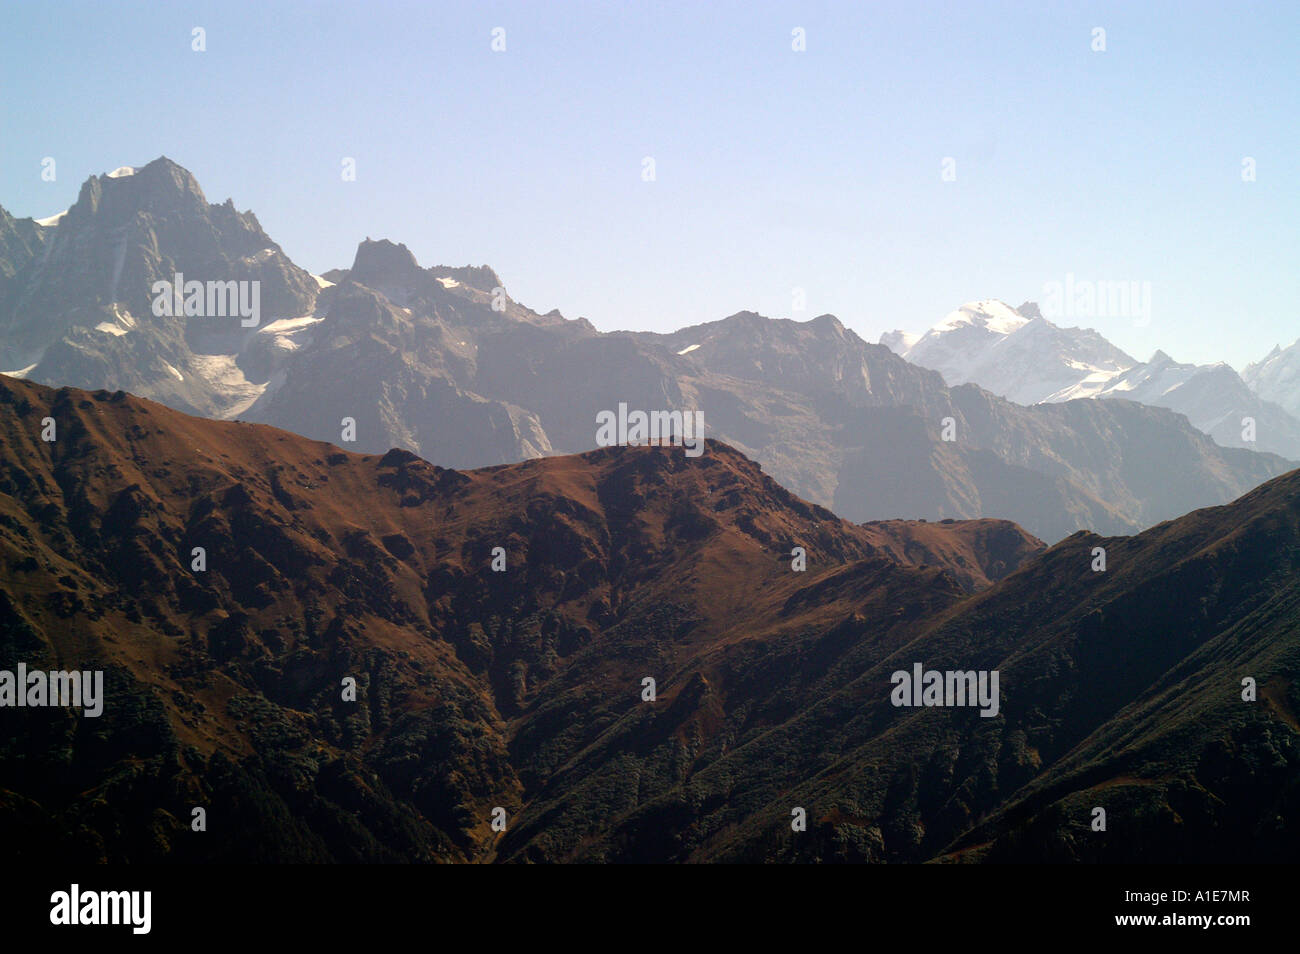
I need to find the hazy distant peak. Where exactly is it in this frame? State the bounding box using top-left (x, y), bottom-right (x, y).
top-left (932, 299), bottom-right (1030, 335)
top-left (879, 329), bottom-right (920, 355)
top-left (1243, 336), bottom-right (1300, 419)
top-left (1147, 349), bottom-right (1175, 366)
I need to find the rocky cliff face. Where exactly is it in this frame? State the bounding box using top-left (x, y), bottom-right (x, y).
top-left (0, 158), bottom-right (319, 418)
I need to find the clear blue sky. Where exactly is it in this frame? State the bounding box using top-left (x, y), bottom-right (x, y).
top-left (2, 0), bottom-right (1297, 368)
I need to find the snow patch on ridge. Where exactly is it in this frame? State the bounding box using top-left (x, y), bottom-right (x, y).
top-left (93, 304), bottom-right (137, 336)
top-left (259, 315), bottom-right (322, 336)
top-left (190, 354), bottom-right (270, 419)
top-left (258, 314), bottom-right (322, 353)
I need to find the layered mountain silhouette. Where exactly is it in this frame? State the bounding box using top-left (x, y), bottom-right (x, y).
top-left (0, 376), bottom-right (1295, 862)
top-left (0, 158), bottom-right (1293, 544)
top-left (884, 300), bottom-right (1300, 460)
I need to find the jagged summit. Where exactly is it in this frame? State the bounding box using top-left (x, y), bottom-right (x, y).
top-left (0, 158), bottom-right (1292, 542)
top-left (342, 239), bottom-right (503, 298)
top-left (349, 237), bottom-right (423, 287)
top-left (1244, 337), bottom-right (1300, 420)
top-left (934, 299), bottom-right (1031, 335)
top-left (68, 156), bottom-right (208, 223)
top-left (0, 204), bottom-right (50, 281)
top-left (0, 157), bottom-right (319, 414)
top-left (430, 263), bottom-right (502, 292)
top-left (884, 298), bottom-right (1300, 459)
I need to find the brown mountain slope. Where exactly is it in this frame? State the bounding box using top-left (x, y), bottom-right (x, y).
top-left (559, 472), bottom-right (1300, 863)
top-left (0, 375), bottom-right (1040, 862)
top-left (8, 373), bottom-right (1293, 864)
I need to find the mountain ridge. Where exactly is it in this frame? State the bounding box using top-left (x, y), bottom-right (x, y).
top-left (1, 373), bottom-right (1295, 862)
top-left (0, 158), bottom-right (1293, 543)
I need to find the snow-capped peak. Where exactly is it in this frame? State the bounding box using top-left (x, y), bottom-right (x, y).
top-left (888, 299), bottom-right (1300, 457)
top-left (933, 300), bottom-right (1031, 336)
top-left (35, 210), bottom-right (67, 227)
top-left (1243, 337), bottom-right (1300, 419)
top-left (887, 298), bottom-right (1136, 407)
top-left (105, 166), bottom-right (136, 179)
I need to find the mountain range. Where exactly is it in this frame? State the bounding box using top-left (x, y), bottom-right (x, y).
top-left (0, 158), bottom-right (1293, 544)
top-left (883, 300), bottom-right (1300, 459)
top-left (1, 374), bottom-right (1295, 862)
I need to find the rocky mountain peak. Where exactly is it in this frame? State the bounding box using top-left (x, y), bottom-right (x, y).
top-left (429, 264), bottom-right (503, 293)
top-left (349, 238), bottom-right (424, 292)
top-left (68, 156), bottom-right (208, 225)
top-left (1147, 349), bottom-right (1175, 366)
top-left (807, 313), bottom-right (846, 334)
